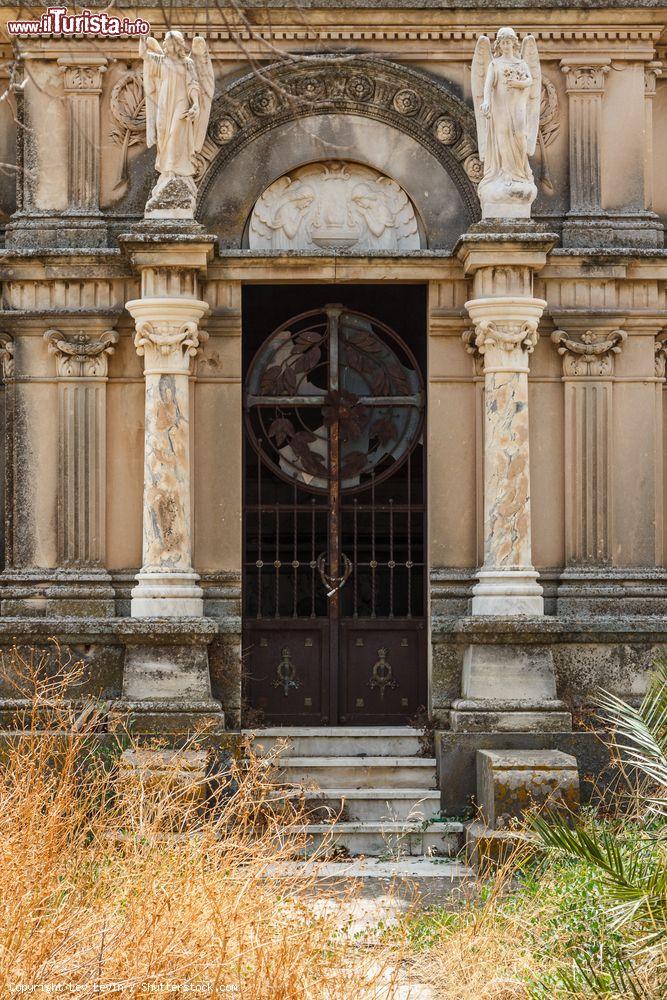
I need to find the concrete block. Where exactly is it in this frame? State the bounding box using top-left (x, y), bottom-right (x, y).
top-left (476, 749), bottom-right (580, 828)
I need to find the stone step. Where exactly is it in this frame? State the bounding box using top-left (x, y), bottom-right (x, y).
top-left (245, 726), bottom-right (424, 758)
top-left (296, 787), bottom-right (442, 822)
top-left (291, 819), bottom-right (463, 858)
top-left (265, 858), bottom-right (473, 904)
top-left (278, 756), bottom-right (437, 789)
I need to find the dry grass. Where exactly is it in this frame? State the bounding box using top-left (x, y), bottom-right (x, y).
top-left (0, 642), bottom-right (401, 999)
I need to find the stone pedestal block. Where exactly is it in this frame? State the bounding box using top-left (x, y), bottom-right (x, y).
top-left (476, 749), bottom-right (580, 828)
top-left (450, 644), bottom-right (572, 732)
top-left (110, 620), bottom-right (225, 741)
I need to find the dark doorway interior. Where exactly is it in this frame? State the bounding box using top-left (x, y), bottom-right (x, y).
top-left (242, 284), bottom-right (427, 725)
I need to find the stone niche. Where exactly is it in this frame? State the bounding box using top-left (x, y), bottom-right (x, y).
top-left (247, 161), bottom-right (423, 252)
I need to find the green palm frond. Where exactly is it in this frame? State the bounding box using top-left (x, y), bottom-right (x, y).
top-left (597, 661), bottom-right (667, 814)
top-left (552, 952), bottom-right (648, 999)
top-left (530, 817), bottom-right (667, 944)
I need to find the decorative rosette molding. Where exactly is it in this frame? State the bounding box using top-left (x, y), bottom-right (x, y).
top-left (199, 54), bottom-right (482, 220)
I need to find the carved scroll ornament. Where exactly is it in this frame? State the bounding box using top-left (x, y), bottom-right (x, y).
top-left (45, 329), bottom-right (118, 378)
top-left (551, 328), bottom-right (626, 377)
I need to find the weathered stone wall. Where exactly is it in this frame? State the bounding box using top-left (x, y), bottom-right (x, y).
top-left (0, 4), bottom-right (665, 723)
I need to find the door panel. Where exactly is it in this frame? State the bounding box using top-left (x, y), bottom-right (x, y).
top-left (243, 297), bottom-right (426, 724)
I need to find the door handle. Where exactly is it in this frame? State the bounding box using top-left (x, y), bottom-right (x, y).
top-left (316, 552), bottom-right (352, 598)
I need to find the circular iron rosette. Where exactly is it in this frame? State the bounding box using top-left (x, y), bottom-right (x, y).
top-left (244, 307), bottom-right (425, 495)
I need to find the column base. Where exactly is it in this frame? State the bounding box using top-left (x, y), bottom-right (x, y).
top-left (131, 572), bottom-right (204, 618)
top-left (471, 570), bottom-right (544, 616)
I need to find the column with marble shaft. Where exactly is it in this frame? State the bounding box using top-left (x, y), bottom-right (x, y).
top-left (125, 241), bottom-right (214, 617)
top-left (452, 234), bottom-right (571, 733)
top-left (44, 324), bottom-right (118, 614)
top-left (466, 290), bottom-right (546, 615)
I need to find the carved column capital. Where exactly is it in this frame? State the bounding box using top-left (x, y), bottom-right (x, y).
top-left (464, 296), bottom-right (546, 373)
top-left (57, 57), bottom-right (107, 94)
top-left (645, 61), bottom-right (663, 97)
top-left (45, 329), bottom-right (118, 377)
top-left (127, 298), bottom-right (209, 375)
top-left (655, 333), bottom-right (667, 378)
top-left (551, 327), bottom-right (626, 377)
top-left (0, 331), bottom-right (15, 379)
top-left (559, 60), bottom-right (610, 93)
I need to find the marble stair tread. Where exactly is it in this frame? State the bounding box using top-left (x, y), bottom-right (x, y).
top-left (292, 820), bottom-right (463, 834)
top-left (277, 757), bottom-right (437, 789)
top-left (297, 788), bottom-right (441, 799)
top-left (263, 857), bottom-right (474, 902)
top-left (246, 727), bottom-right (424, 757)
top-left (278, 756), bottom-right (436, 767)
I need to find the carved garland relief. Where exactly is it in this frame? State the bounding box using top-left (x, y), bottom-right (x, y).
top-left (248, 162), bottom-right (421, 252)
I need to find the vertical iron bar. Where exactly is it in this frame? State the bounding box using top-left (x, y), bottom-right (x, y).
top-left (407, 450), bottom-right (412, 619)
top-left (389, 497), bottom-right (394, 619)
top-left (327, 304), bottom-right (342, 723)
top-left (353, 497), bottom-right (358, 618)
top-left (310, 497), bottom-right (316, 618)
top-left (292, 482), bottom-right (297, 618)
top-left (274, 501), bottom-right (280, 619)
top-left (371, 468), bottom-right (376, 619)
top-left (257, 439), bottom-right (262, 620)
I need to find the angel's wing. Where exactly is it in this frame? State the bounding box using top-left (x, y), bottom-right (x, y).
top-left (191, 36), bottom-right (214, 152)
top-left (141, 36), bottom-right (163, 150)
top-left (521, 34), bottom-right (541, 156)
top-left (471, 35), bottom-right (492, 161)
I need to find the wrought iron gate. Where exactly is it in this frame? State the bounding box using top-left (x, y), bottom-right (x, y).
top-left (243, 304), bottom-right (426, 724)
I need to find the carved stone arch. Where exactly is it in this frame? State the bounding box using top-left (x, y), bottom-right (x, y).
top-left (195, 55), bottom-right (482, 244)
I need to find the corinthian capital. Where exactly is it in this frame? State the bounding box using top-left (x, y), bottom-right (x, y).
top-left (45, 328), bottom-right (118, 377)
top-left (551, 327), bottom-right (626, 377)
top-left (126, 297), bottom-right (210, 375)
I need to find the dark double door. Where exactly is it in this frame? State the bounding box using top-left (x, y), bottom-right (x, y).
top-left (242, 287), bottom-right (427, 725)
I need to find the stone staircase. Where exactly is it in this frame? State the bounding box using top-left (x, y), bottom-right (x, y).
top-left (245, 726), bottom-right (464, 859)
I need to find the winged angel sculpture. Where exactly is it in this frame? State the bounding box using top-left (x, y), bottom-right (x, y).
top-left (140, 31), bottom-right (214, 219)
top-left (471, 27), bottom-right (541, 218)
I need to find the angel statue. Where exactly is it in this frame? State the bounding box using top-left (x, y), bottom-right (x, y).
top-left (471, 27), bottom-right (541, 219)
top-left (140, 31), bottom-right (214, 219)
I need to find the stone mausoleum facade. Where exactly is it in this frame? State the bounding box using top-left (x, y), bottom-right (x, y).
top-left (1, 0), bottom-right (667, 811)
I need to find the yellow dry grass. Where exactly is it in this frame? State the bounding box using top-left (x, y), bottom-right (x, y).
top-left (0, 643), bottom-right (402, 999)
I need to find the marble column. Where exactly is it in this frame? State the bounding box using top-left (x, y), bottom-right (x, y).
top-left (44, 326), bottom-right (117, 614)
top-left (465, 296), bottom-right (547, 615)
top-left (125, 296), bottom-right (209, 617)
